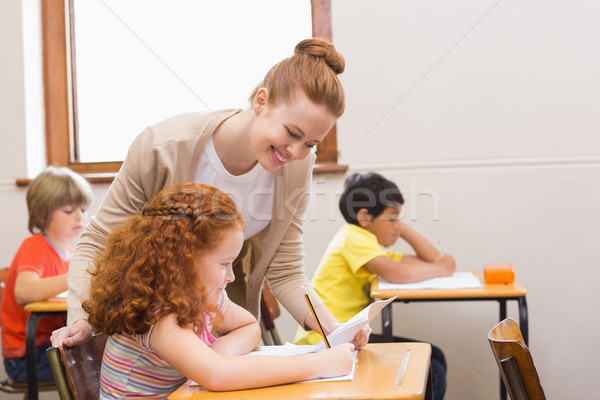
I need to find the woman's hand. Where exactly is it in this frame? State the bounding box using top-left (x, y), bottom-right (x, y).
top-left (323, 320), bottom-right (371, 350)
top-left (307, 305), bottom-right (372, 350)
top-left (51, 319), bottom-right (93, 347)
top-left (350, 324), bottom-right (372, 350)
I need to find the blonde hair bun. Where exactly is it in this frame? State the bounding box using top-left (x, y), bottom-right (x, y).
top-left (295, 37), bottom-right (345, 75)
top-left (249, 37), bottom-right (346, 117)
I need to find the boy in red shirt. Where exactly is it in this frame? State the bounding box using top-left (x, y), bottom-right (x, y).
top-left (1, 166), bottom-right (92, 382)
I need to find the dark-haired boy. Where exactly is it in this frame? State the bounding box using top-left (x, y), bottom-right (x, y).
top-left (295, 172), bottom-right (455, 400)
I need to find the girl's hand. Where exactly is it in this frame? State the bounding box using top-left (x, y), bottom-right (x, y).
top-left (317, 343), bottom-right (356, 378)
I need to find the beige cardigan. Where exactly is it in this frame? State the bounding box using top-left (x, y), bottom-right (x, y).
top-left (67, 109), bottom-right (323, 328)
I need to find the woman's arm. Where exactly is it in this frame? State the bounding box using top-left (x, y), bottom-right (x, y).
top-left (210, 301), bottom-right (261, 356)
top-left (397, 222), bottom-right (440, 262)
top-left (56, 130), bottom-right (155, 347)
top-left (264, 156), bottom-right (329, 327)
top-left (58, 113), bottom-right (232, 346)
top-left (54, 219), bottom-right (108, 347)
top-left (264, 158), bottom-right (370, 348)
top-left (151, 314), bottom-right (355, 392)
top-left (14, 271), bottom-right (67, 305)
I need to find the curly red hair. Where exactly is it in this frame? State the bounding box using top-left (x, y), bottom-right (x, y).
top-left (83, 183), bottom-right (244, 335)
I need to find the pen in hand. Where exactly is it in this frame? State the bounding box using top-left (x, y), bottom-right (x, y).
top-left (304, 293), bottom-right (331, 349)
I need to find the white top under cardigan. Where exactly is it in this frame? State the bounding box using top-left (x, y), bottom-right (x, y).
top-left (193, 137), bottom-right (273, 239)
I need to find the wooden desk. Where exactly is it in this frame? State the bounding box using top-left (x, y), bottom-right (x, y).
top-left (24, 298), bottom-right (67, 400)
top-left (169, 343), bottom-right (431, 400)
top-left (371, 271), bottom-right (527, 400)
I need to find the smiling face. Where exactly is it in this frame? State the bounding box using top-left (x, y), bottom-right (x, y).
top-left (250, 89), bottom-right (336, 172)
top-left (359, 204), bottom-right (403, 248)
top-left (197, 227), bottom-right (244, 304)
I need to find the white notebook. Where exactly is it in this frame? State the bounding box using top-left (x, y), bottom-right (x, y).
top-left (379, 271), bottom-right (482, 290)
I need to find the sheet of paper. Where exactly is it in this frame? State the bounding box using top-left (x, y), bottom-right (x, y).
top-left (314, 296), bottom-right (397, 351)
top-left (378, 271), bottom-right (482, 290)
top-left (250, 342), bottom-right (320, 356)
top-left (54, 291), bottom-right (68, 299)
top-left (189, 345), bottom-right (357, 387)
top-left (247, 345), bottom-right (358, 383)
top-left (302, 352), bottom-right (357, 382)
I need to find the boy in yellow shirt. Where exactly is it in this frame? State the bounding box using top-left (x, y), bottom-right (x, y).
top-left (295, 172), bottom-right (455, 400)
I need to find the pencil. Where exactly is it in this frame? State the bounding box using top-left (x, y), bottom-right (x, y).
top-left (304, 293), bottom-right (331, 349)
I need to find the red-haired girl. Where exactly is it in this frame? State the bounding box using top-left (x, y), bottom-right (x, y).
top-left (83, 183), bottom-right (354, 398)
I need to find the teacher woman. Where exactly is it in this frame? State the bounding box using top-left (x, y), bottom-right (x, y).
top-left (51, 38), bottom-right (371, 349)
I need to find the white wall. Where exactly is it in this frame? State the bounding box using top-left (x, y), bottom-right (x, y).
top-left (312, 1), bottom-right (597, 398)
top-left (2, 1), bottom-right (599, 399)
top-left (265, 1), bottom-right (600, 399)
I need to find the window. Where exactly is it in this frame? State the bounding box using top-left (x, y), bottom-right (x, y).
top-left (42, 0), bottom-right (342, 183)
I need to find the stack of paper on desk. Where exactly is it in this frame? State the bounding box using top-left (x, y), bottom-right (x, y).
top-left (379, 271), bottom-right (482, 290)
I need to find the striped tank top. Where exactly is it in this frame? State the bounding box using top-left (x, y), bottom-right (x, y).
top-left (99, 292), bottom-right (228, 399)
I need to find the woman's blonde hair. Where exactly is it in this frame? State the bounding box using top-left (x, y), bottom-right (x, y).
top-left (83, 183), bottom-right (244, 335)
top-left (249, 37), bottom-right (346, 118)
top-left (26, 166), bottom-right (93, 234)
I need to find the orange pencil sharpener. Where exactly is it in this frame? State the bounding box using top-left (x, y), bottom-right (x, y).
top-left (484, 262), bottom-right (515, 284)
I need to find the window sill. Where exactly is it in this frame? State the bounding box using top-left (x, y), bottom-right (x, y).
top-left (15, 163), bottom-right (347, 187)
top-left (16, 173), bottom-right (116, 187)
top-left (312, 163), bottom-right (348, 174)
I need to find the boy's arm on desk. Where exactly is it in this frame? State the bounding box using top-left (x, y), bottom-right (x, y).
top-left (366, 222), bottom-right (455, 283)
top-left (367, 254), bottom-right (455, 284)
top-left (14, 270), bottom-right (68, 305)
top-left (397, 222), bottom-right (439, 262)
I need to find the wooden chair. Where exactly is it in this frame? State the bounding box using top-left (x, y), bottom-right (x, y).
top-left (260, 281), bottom-right (282, 346)
top-left (0, 267), bottom-right (56, 400)
top-left (46, 332), bottom-right (107, 400)
top-left (488, 318), bottom-right (546, 400)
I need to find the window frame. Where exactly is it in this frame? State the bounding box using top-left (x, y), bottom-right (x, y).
top-left (41, 0), bottom-right (344, 183)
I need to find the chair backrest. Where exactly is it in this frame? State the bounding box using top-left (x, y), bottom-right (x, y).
top-left (488, 318), bottom-right (546, 400)
top-left (47, 332), bottom-right (108, 400)
top-left (260, 281), bottom-right (282, 345)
